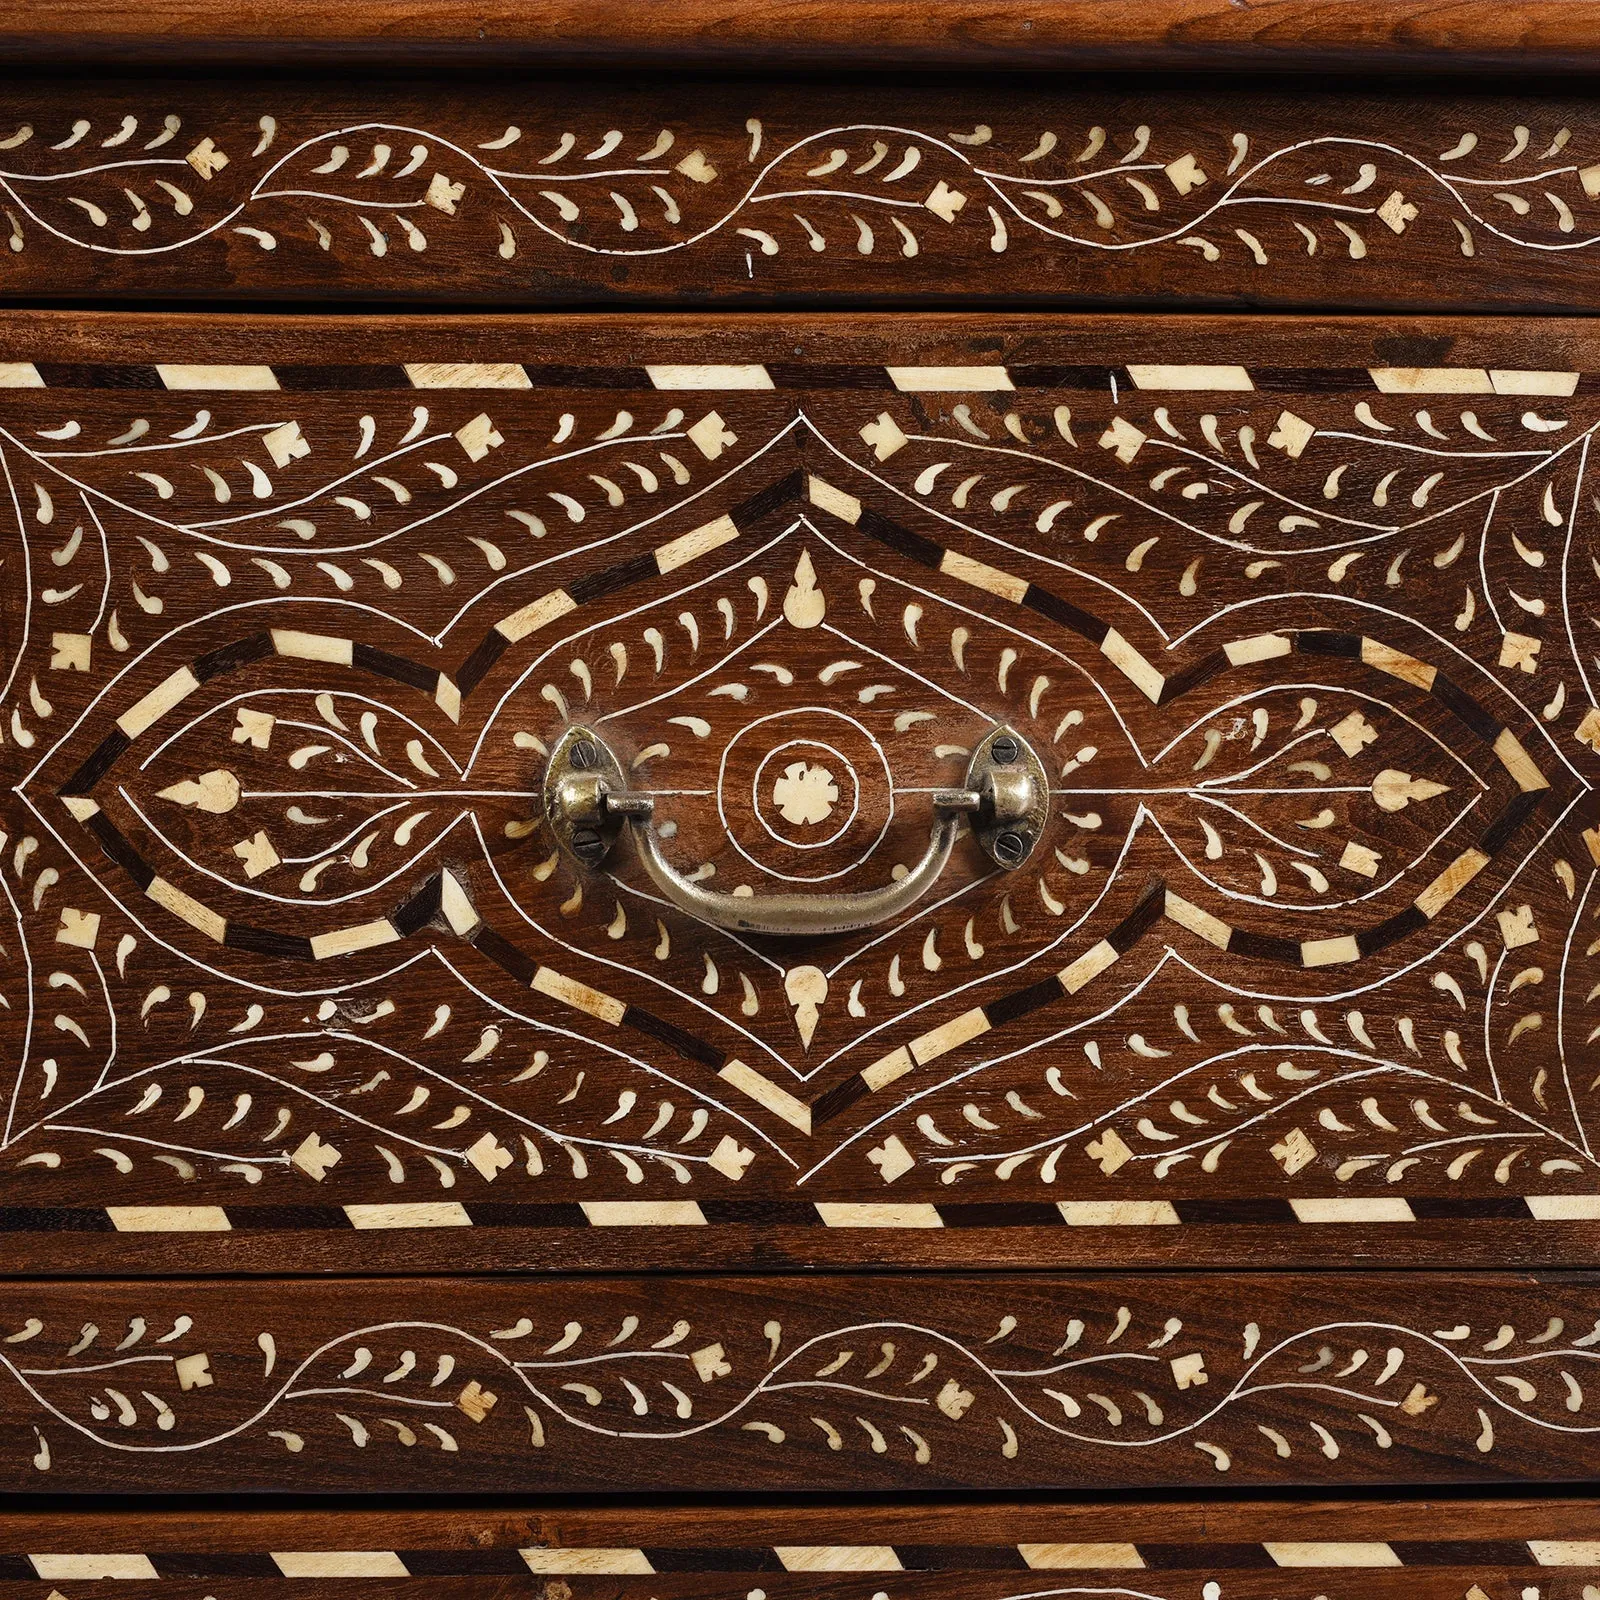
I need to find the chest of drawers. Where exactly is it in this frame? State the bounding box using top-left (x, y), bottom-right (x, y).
top-left (2, 1), bottom-right (1598, 1585)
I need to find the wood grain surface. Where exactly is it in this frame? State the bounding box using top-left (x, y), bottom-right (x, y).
top-left (5, 2), bottom-right (1600, 70)
top-left (0, 312), bottom-right (1596, 1274)
top-left (1, 1499), bottom-right (1596, 1597)
top-left (6, 78), bottom-right (1600, 309)
top-left (1, 1272), bottom-right (1598, 1492)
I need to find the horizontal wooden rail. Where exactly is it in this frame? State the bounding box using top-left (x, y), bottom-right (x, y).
top-left (2, 1274), bottom-right (1599, 1491)
top-left (5, 2), bottom-right (1600, 70)
top-left (0, 1497), bottom-right (1594, 1594)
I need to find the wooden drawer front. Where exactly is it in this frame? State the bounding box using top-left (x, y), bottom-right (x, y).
top-left (0, 312), bottom-right (1596, 1283)
top-left (2, 1500), bottom-right (1597, 1595)
top-left (2, 77), bottom-right (1600, 309)
top-left (2, 1273), bottom-right (1599, 1492)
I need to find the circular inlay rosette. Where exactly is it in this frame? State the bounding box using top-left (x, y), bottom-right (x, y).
top-left (717, 707), bottom-right (894, 882)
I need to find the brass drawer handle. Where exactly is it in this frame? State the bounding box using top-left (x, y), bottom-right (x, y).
top-left (543, 724), bottom-right (1046, 936)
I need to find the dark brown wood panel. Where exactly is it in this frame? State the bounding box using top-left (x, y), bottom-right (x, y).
top-left (1, 1273), bottom-right (1598, 1492)
top-left (0, 1498), bottom-right (1596, 1597)
top-left (0, 313), bottom-right (1595, 1273)
top-left (7, 2), bottom-right (1600, 71)
top-left (6, 80), bottom-right (1600, 309)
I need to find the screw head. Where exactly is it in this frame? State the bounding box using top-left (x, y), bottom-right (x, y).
top-left (993, 830), bottom-right (1025, 866)
top-left (990, 734), bottom-right (1019, 764)
top-left (570, 738), bottom-right (597, 771)
top-left (570, 827), bottom-right (605, 865)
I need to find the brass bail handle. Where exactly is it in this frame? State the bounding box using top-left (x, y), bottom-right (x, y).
top-left (542, 724), bottom-right (1048, 936)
